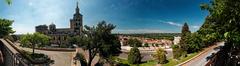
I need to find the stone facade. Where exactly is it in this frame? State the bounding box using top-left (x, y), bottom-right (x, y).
top-left (35, 2), bottom-right (83, 47)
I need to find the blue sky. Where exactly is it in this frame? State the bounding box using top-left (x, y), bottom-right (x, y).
top-left (0, 0), bottom-right (209, 34)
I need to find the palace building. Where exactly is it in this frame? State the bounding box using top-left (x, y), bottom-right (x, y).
top-left (35, 2), bottom-right (83, 47)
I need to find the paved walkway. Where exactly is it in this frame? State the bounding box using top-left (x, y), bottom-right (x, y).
top-left (14, 43), bottom-right (75, 66)
top-left (1, 39), bottom-right (118, 66)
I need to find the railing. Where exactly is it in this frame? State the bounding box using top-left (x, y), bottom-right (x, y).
top-left (0, 39), bottom-right (50, 66)
top-left (0, 39), bottom-right (29, 66)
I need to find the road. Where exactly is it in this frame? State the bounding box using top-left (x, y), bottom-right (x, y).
top-left (183, 42), bottom-right (224, 66)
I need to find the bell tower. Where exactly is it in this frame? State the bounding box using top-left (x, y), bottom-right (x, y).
top-left (70, 2), bottom-right (83, 35)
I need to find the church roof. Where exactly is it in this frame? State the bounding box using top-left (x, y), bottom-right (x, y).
top-left (56, 28), bottom-right (73, 32)
top-left (74, 1), bottom-right (82, 16)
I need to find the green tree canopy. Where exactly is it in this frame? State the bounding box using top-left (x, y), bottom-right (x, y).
top-left (198, 0), bottom-right (240, 65)
top-left (5, 0), bottom-right (12, 5)
top-left (127, 38), bottom-right (142, 47)
top-left (199, 0), bottom-right (240, 47)
top-left (172, 45), bottom-right (186, 59)
top-left (179, 22), bottom-right (191, 51)
top-left (128, 47), bottom-right (141, 64)
top-left (0, 18), bottom-right (14, 38)
top-left (153, 48), bottom-right (168, 64)
top-left (76, 21), bottom-right (121, 66)
top-left (144, 43), bottom-right (149, 47)
top-left (200, 0), bottom-right (240, 36)
top-left (20, 32), bottom-right (50, 54)
top-left (185, 33), bottom-right (204, 53)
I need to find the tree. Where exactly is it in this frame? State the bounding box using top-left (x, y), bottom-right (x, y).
top-left (4, 0), bottom-right (12, 5)
top-left (197, 16), bottom-right (222, 47)
top-left (144, 43), bottom-right (149, 47)
top-left (185, 33), bottom-right (204, 53)
top-left (199, 0), bottom-right (240, 65)
top-left (20, 32), bottom-right (50, 54)
top-left (153, 48), bottom-right (167, 64)
top-left (155, 44), bottom-right (159, 47)
top-left (67, 36), bottom-right (82, 48)
top-left (172, 45), bottom-right (183, 59)
top-left (200, 0), bottom-right (240, 37)
top-left (127, 38), bottom-right (142, 47)
top-left (0, 18), bottom-right (14, 38)
top-left (74, 53), bottom-right (87, 66)
top-left (128, 47), bottom-right (141, 64)
top-left (173, 23), bottom-right (190, 58)
top-left (179, 22), bottom-right (191, 51)
top-left (77, 21), bottom-right (121, 66)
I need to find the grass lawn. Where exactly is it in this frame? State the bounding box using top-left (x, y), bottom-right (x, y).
top-left (116, 58), bottom-right (157, 66)
top-left (162, 52), bottom-right (198, 66)
top-left (116, 52), bottom-right (199, 66)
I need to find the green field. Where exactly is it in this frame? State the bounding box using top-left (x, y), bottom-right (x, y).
top-left (162, 52), bottom-right (198, 66)
top-left (116, 52), bottom-right (198, 66)
top-left (116, 58), bottom-right (157, 66)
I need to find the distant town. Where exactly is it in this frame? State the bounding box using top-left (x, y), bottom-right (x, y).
top-left (1, 0), bottom-right (240, 66)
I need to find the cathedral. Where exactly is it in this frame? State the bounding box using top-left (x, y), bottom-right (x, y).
top-left (35, 2), bottom-right (83, 47)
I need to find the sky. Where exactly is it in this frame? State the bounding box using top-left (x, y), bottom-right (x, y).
top-left (0, 0), bottom-right (210, 34)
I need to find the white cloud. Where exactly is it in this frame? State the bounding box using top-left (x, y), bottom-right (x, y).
top-left (8, 0), bottom-right (73, 34)
top-left (159, 20), bottom-right (200, 31)
top-left (6, 0), bottom-right (201, 34)
top-left (164, 21), bottom-right (182, 27)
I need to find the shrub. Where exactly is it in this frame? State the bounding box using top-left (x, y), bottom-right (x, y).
top-left (153, 48), bottom-right (168, 64)
top-left (172, 45), bottom-right (183, 59)
top-left (60, 44), bottom-right (68, 48)
top-left (20, 50), bottom-right (54, 64)
top-left (116, 63), bottom-right (130, 66)
top-left (155, 44), bottom-right (159, 47)
top-left (128, 47), bottom-right (141, 64)
top-left (144, 43), bottom-right (149, 47)
top-left (74, 53), bottom-right (87, 66)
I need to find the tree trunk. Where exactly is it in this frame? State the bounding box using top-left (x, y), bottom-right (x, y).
top-left (88, 50), bottom-right (93, 66)
top-left (32, 44), bottom-right (35, 54)
top-left (88, 58), bottom-right (92, 66)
